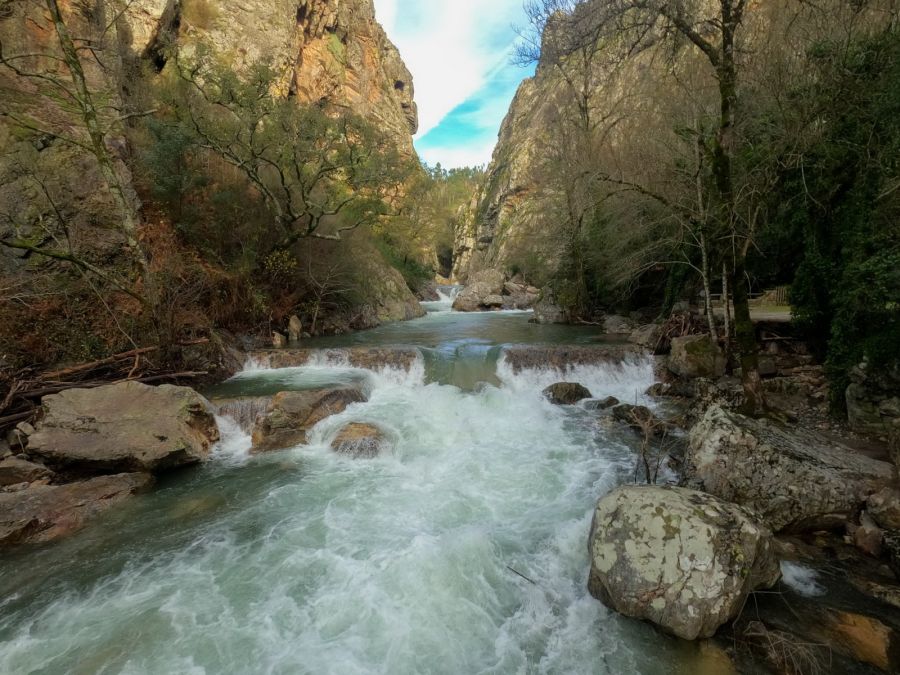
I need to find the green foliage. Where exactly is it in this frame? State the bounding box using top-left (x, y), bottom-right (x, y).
top-left (785, 29), bottom-right (900, 408)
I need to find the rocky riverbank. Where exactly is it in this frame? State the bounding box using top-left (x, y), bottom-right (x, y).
top-left (557, 319), bottom-right (900, 673)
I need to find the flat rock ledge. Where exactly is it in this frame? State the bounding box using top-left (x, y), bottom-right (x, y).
top-left (683, 405), bottom-right (894, 532)
top-left (501, 345), bottom-right (641, 373)
top-left (0, 473), bottom-right (153, 546)
top-left (588, 485), bottom-right (780, 640)
top-left (25, 381), bottom-right (219, 474)
top-left (251, 347), bottom-right (421, 372)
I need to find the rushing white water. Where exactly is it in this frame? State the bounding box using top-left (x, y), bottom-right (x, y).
top-left (0, 313), bottom-right (702, 675)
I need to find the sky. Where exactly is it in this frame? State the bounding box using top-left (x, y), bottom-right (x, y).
top-left (373, 0), bottom-right (536, 169)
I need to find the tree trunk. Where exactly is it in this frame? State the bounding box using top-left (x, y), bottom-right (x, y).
top-left (700, 232), bottom-right (717, 341)
top-left (722, 261), bottom-right (732, 367)
top-left (731, 259), bottom-right (766, 414)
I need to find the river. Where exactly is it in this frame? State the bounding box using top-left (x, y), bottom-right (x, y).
top-left (0, 290), bottom-right (710, 674)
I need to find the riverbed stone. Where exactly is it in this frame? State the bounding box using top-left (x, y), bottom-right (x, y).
top-left (251, 387), bottom-right (367, 453)
top-left (26, 382), bottom-right (220, 474)
top-left (611, 404), bottom-right (670, 436)
top-left (684, 405), bottom-right (894, 532)
top-left (588, 485), bottom-right (780, 640)
top-left (330, 423), bottom-right (389, 459)
top-left (668, 335), bottom-right (726, 379)
top-left (0, 473), bottom-right (153, 547)
top-left (0, 457), bottom-right (54, 486)
top-left (868, 488), bottom-right (900, 530)
top-left (543, 382), bottom-right (592, 405)
top-left (452, 269), bottom-right (506, 312)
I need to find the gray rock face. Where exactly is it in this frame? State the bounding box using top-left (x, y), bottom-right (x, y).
top-left (0, 473), bottom-right (153, 547)
top-left (330, 422), bottom-right (389, 458)
top-left (251, 387), bottom-right (367, 453)
top-left (542, 382), bottom-right (592, 405)
top-left (26, 382), bottom-right (220, 474)
top-left (452, 269), bottom-right (507, 312)
top-left (588, 485), bottom-right (780, 640)
top-left (684, 406), bottom-right (894, 532)
top-left (531, 291), bottom-right (569, 324)
top-left (668, 335), bottom-right (726, 379)
top-left (629, 324), bottom-right (664, 353)
top-left (0, 457), bottom-right (54, 486)
top-left (868, 488), bottom-right (900, 530)
top-left (846, 362), bottom-right (900, 438)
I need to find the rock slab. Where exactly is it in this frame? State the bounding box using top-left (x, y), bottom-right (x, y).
top-left (684, 406), bottom-right (894, 531)
top-left (0, 473), bottom-right (153, 546)
top-left (26, 382), bottom-right (220, 474)
top-left (588, 485), bottom-right (780, 640)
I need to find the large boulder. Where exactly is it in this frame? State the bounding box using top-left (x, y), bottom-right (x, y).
top-left (0, 473), bottom-right (153, 547)
top-left (452, 269), bottom-right (506, 312)
top-left (629, 324), bottom-right (664, 353)
top-left (588, 485), bottom-right (780, 640)
top-left (26, 382), bottom-right (220, 474)
top-left (531, 291), bottom-right (569, 324)
top-left (543, 382), bottom-right (592, 405)
top-left (684, 406), bottom-right (894, 531)
top-left (668, 335), bottom-right (726, 379)
top-left (251, 387), bottom-right (367, 453)
top-left (330, 423), bottom-right (389, 459)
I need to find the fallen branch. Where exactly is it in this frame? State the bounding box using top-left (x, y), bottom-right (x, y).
top-left (42, 346), bottom-right (158, 379)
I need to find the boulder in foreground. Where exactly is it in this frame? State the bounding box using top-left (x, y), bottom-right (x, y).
top-left (684, 406), bottom-right (893, 531)
top-left (26, 382), bottom-right (219, 474)
top-left (251, 387), bottom-right (367, 453)
top-left (0, 473), bottom-right (153, 547)
top-left (543, 382), bottom-right (592, 405)
top-left (588, 485), bottom-right (780, 640)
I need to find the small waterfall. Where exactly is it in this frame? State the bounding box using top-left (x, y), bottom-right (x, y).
top-left (212, 396), bottom-right (272, 432)
top-left (435, 285), bottom-right (462, 303)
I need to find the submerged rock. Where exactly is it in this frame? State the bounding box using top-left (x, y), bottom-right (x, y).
top-left (543, 382), bottom-right (592, 405)
top-left (684, 406), bottom-right (894, 531)
top-left (26, 382), bottom-right (219, 474)
top-left (668, 335), bottom-right (726, 379)
top-left (251, 387), bottom-right (367, 453)
top-left (0, 473), bottom-right (153, 547)
top-left (588, 485), bottom-right (780, 640)
top-left (330, 423), bottom-right (389, 459)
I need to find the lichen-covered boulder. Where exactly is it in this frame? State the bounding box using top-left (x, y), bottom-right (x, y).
top-left (668, 335), bottom-right (726, 379)
top-left (330, 423), bottom-right (389, 459)
top-left (26, 382), bottom-right (219, 474)
top-left (684, 406), bottom-right (894, 531)
top-left (251, 387), bottom-right (367, 453)
top-left (543, 382), bottom-right (592, 405)
top-left (588, 485), bottom-right (780, 640)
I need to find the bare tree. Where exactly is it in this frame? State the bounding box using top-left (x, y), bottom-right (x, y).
top-left (521, 0), bottom-right (768, 412)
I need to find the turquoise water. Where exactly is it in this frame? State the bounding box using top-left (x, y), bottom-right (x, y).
top-left (0, 298), bottom-right (708, 674)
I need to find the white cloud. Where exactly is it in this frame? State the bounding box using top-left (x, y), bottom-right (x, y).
top-left (416, 139), bottom-right (497, 170)
top-left (373, 0), bottom-right (525, 139)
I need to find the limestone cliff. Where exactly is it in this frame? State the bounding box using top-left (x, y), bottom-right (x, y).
top-left (452, 59), bottom-right (567, 283)
top-left (0, 0), bottom-right (421, 351)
